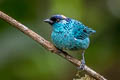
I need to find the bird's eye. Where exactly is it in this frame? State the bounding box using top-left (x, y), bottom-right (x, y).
top-left (56, 19), bottom-right (60, 22)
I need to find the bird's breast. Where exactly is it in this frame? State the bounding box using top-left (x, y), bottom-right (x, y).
top-left (51, 31), bottom-right (72, 49)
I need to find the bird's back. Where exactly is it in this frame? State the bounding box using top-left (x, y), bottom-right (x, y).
top-left (51, 19), bottom-right (95, 50)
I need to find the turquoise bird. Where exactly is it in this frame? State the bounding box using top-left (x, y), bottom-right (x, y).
top-left (44, 15), bottom-right (96, 69)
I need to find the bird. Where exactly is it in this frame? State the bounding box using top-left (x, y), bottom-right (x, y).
top-left (44, 14), bottom-right (96, 69)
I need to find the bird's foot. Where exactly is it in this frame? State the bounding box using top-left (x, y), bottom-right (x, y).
top-left (77, 59), bottom-right (85, 70)
top-left (80, 59), bottom-right (85, 70)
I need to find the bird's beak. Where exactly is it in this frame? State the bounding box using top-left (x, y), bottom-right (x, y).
top-left (44, 19), bottom-right (53, 24)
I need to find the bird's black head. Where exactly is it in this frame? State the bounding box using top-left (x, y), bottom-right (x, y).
top-left (44, 15), bottom-right (67, 25)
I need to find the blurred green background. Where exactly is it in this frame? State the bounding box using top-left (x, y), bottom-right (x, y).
top-left (0, 0), bottom-right (120, 80)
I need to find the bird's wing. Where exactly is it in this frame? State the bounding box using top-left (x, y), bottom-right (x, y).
top-left (72, 20), bottom-right (96, 40)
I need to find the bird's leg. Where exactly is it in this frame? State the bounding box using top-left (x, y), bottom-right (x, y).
top-left (79, 50), bottom-right (85, 70)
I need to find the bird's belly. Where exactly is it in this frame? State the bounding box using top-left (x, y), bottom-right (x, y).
top-left (51, 32), bottom-right (90, 50)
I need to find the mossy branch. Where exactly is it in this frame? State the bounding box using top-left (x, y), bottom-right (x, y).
top-left (0, 11), bottom-right (107, 80)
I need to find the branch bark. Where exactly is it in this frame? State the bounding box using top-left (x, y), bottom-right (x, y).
top-left (0, 11), bottom-right (107, 80)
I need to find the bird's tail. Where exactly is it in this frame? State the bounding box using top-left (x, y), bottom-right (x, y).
top-left (85, 27), bottom-right (96, 35)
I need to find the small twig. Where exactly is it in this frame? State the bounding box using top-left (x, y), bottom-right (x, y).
top-left (0, 11), bottom-right (107, 80)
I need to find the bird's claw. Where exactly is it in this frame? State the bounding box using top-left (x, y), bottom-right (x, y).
top-left (79, 63), bottom-right (85, 70)
top-left (78, 59), bottom-right (85, 70)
